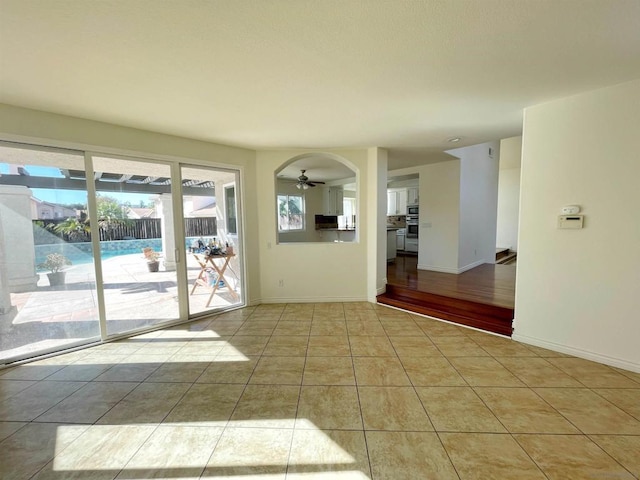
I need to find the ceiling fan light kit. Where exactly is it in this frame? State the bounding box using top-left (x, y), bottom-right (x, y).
top-left (294, 169), bottom-right (325, 189)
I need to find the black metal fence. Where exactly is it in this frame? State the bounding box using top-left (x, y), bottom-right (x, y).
top-left (33, 217), bottom-right (217, 244)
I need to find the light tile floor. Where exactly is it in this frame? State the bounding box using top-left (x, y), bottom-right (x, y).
top-left (1, 302), bottom-right (639, 479)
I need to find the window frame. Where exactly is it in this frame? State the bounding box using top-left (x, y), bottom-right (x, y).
top-left (277, 193), bottom-right (305, 232)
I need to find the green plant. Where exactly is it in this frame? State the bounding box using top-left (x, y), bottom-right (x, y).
top-left (37, 253), bottom-right (72, 273)
top-left (142, 247), bottom-right (159, 263)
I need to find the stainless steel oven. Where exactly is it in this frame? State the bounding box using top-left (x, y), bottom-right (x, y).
top-left (406, 223), bottom-right (418, 238)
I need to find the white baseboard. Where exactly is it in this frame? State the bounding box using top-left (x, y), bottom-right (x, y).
top-left (260, 296), bottom-right (369, 304)
top-left (417, 259), bottom-right (484, 275)
top-left (513, 333), bottom-right (640, 374)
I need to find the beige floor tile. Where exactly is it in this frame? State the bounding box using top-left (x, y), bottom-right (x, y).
top-left (116, 425), bottom-right (224, 479)
top-left (437, 341), bottom-right (490, 357)
top-left (38, 424), bottom-right (157, 478)
top-left (203, 427), bottom-right (292, 479)
top-left (303, 357), bottom-right (355, 385)
top-left (589, 435), bottom-right (640, 478)
top-left (35, 381), bottom-right (138, 424)
top-left (346, 311), bottom-right (380, 322)
top-left (448, 357), bottom-right (525, 387)
top-left (280, 312), bottom-right (314, 322)
top-left (515, 434), bottom-right (636, 480)
top-left (287, 429), bottom-right (371, 479)
top-left (273, 321), bottom-right (312, 336)
top-left (594, 388), bottom-right (640, 419)
top-left (263, 336), bottom-right (309, 356)
top-left (612, 367), bottom-right (640, 384)
top-left (296, 386), bottom-right (362, 430)
top-left (145, 361), bottom-right (209, 383)
top-left (98, 382), bottom-right (190, 425)
top-left (218, 342), bottom-right (266, 356)
top-left (0, 423), bottom-right (89, 480)
top-left (479, 342), bottom-right (540, 357)
top-left (352, 357), bottom-right (411, 386)
top-left (388, 336), bottom-right (441, 358)
top-left (249, 356), bottom-right (305, 385)
top-left (197, 356), bottom-right (259, 384)
top-left (521, 345), bottom-right (571, 357)
top-left (366, 431), bottom-right (458, 479)
top-left (415, 319), bottom-right (466, 337)
top-left (0, 421), bottom-right (26, 441)
top-left (547, 357), bottom-right (639, 388)
top-left (230, 385), bottom-right (300, 428)
top-left (400, 357), bottom-right (466, 386)
top-left (94, 362), bottom-right (161, 382)
top-left (311, 319), bottom-right (348, 336)
top-left (349, 336), bottom-right (396, 357)
top-left (0, 379), bottom-right (37, 400)
top-left (346, 319), bottom-right (386, 336)
top-left (534, 388), bottom-right (640, 434)
top-left (235, 323), bottom-right (278, 336)
top-left (494, 357), bottom-right (584, 387)
top-left (0, 363), bottom-right (65, 381)
top-left (416, 386), bottom-right (505, 432)
top-left (0, 380), bottom-right (85, 421)
top-left (175, 342), bottom-right (225, 357)
top-left (440, 432), bottom-right (547, 479)
top-left (45, 362), bottom-right (116, 382)
top-left (307, 335), bottom-right (351, 356)
top-left (163, 383), bottom-right (244, 426)
top-left (358, 386), bottom-right (433, 431)
top-left (379, 320), bottom-right (424, 336)
top-left (474, 387), bottom-right (579, 434)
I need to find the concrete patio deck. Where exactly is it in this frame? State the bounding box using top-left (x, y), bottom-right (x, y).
top-left (1, 252), bottom-right (242, 363)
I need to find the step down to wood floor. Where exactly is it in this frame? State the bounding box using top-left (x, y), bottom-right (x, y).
top-left (378, 284), bottom-right (514, 336)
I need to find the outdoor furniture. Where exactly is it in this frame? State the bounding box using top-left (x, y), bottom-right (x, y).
top-left (190, 252), bottom-right (238, 306)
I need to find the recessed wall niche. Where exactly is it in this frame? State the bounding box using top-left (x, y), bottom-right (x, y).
top-left (275, 154), bottom-right (357, 244)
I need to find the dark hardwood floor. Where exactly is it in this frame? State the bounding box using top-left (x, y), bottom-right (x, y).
top-left (378, 257), bottom-right (516, 336)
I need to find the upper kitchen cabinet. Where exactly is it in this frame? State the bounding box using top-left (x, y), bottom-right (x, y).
top-left (407, 186), bottom-right (419, 205)
top-left (323, 186), bottom-right (344, 216)
top-left (387, 188), bottom-right (407, 215)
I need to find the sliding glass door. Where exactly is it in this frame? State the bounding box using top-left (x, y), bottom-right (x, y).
top-left (0, 142), bottom-right (245, 365)
top-left (0, 142), bottom-right (100, 362)
top-left (91, 156), bottom-right (180, 335)
top-left (181, 166), bottom-right (244, 315)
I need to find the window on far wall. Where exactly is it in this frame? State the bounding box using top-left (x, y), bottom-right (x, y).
top-left (278, 194), bottom-right (304, 231)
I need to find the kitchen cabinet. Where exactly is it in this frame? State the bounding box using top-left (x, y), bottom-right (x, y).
top-left (387, 230), bottom-right (397, 262)
top-left (322, 187), bottom-right (344, 216)
top-left (405, 237), bottom-right (418, 253)
top-left (387, 188), bottom-right (407, 215)
top-left (407, 186), bottom-right (419, 205)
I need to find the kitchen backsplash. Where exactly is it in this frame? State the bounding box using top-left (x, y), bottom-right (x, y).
top-left (387, 215), bottom-right (406, 227)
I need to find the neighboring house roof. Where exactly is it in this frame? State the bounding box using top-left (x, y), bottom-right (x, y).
top-left (126, 207), bottom-right (156, 219)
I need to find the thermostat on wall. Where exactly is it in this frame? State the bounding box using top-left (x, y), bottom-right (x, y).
top-left (558, 215), bottom-right (584, 229)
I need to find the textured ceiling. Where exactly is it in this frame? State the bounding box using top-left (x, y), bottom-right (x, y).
top-left (1, 0), bottom-right (640, 168)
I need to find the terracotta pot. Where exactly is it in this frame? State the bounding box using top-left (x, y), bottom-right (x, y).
top-left (147, 261), bottom-right (160, 272)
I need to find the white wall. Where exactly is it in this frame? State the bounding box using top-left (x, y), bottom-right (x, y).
top-left (496, 136), bottom-right (522, 251)
top-left (416, 160), bottom-right (461, 273)
top-left (256, 149), bottom-right (373, 303)
top-left (514, 79), bottom-right (640, 372)
top-left (0, 103), bottom-right (262, 305)
top-left (453, 142), bottom-right (500, 271)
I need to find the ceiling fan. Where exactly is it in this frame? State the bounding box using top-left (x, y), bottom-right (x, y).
top-left (294, 169), bottom-right (325, 190)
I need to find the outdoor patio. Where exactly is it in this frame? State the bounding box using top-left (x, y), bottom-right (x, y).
top-left (1, 252), bottom-right (242, 362)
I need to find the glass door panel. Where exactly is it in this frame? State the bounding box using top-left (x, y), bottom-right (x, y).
top-left (181, 166), bottom-right (243, 315)
top-left (91, 156), bottom-right (179, 335)
top-left (0, 142), bottom-right (100, 363)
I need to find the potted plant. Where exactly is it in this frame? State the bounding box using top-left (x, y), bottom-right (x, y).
top-left (38, 253), bottom-right (72, 286)
top-left (142, 247), bottom-right (160, 272)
